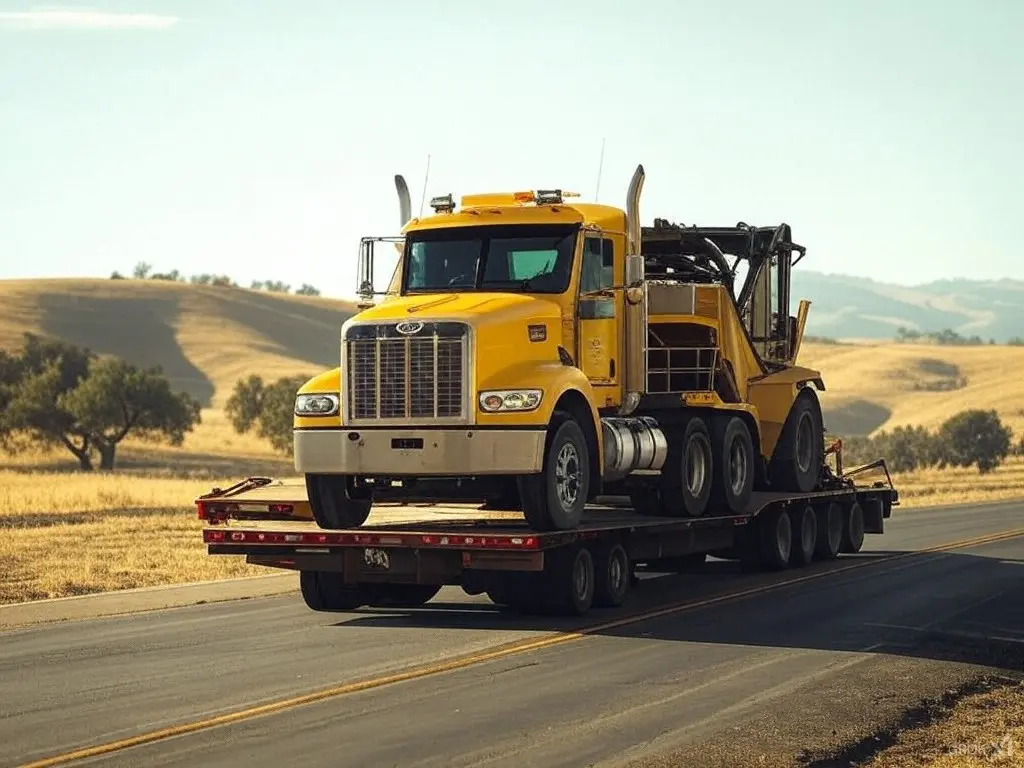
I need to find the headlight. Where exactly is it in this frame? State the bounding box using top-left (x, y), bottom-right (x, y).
top-left (294, 393), bottom-right (340, 416)
top-left (478, 389), bottom-right (542, 413)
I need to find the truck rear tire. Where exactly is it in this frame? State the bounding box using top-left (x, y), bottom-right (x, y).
top-left (790, 504), bottom-right (817, 567)
top-left (815, 502), bottom-right (843, 560)
top-left (769, 389), bottom-right (824, 494)
top-left (661, 417), bottom-right (714, 517)
top-left (841, 501), bottom-right (866, 553)
top-left (710, 416), bottom-right (755, 514)
top-left (306, 474), bottom-right (372, 529)
top-left (518, 414), bottom-right (590, 531)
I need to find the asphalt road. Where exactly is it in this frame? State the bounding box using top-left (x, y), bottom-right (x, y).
top-left (2, 501), bottom-right (1023, 768)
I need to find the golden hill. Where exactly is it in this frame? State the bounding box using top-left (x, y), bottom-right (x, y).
top-left (1, 278), bottom-right (1021, 442)
top-left (0, 278), bottom-right (358, 409)
top-left (798, 340), bottom-right (1024, 438)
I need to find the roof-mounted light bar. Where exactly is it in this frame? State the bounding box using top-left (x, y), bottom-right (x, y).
top-left (429, 194), bottom-right (455, 213)
top-left (512, 189), bottom-right (581, 206)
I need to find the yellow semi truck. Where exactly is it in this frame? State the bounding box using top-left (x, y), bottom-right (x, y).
top-left (196, 164), bottom-right (898, 616)
top-left (294, 165), bottom-right (859, 531)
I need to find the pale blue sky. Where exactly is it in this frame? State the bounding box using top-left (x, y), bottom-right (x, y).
top-left (1, 0), bottom-right (1020, 299)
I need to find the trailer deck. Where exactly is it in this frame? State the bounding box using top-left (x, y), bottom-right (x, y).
top-left (195, 470), bottom-right (898, 617)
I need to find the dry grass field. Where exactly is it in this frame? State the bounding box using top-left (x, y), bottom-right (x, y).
top-left (862, 680), bottom-right (1023, 767)
top-left (1, 278), bottom-right (1023, 604)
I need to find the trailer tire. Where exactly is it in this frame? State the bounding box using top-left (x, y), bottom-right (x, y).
top-left (542, 544), bottom-right (595, 616)
top-left (370, 584), bottom-right (442, 608)
top-left (757, 508), bottom-right (792, 571)
top-left (814, 502), bottom-right (843, 560)
top-left (769, 389), bottom-right (824, 494)
top-left (518, 413), bottom-right (590, 531)
top-left (661, 417), bottom-right (714, 517)
top-left (299, 571), bottom-right (370, 612)
top-left (841, 501), bottom-right (866, 553)
top-left (594, 542), bottom-right (631, 608)
top-left (710, 416), bottom-right (755, 514)
top-left (790, 504), bottom-right (817, 567)
top-left (306, 474), bottom-right (372, 530)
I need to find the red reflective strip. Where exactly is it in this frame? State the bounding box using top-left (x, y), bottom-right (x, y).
top-left (205, 529), bottom-right (543, 550)
top-left (268, 504), bottom-right (294, 514)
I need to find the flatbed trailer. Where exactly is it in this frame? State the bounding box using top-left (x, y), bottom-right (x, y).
top-left (196, 464), bottom-right (899, 617)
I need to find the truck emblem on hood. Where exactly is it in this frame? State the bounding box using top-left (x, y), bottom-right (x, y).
top-left (395, 320), bottom-right (424, 335)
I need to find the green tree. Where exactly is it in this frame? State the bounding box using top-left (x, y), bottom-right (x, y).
top-left (295, 284), bottom-right (321, 296)
top-left (59, 358), bottom-right (202, 470)
top-left (934, 409), bottom-right (1012, 473)
top-left (0, 334), bottom-right (201, 470)
top-left (870, 424), bottom-right (941, 473)
top-left (0, 334), bottom-right (95, 468)
top-left (225, 373), bottom-right (309, 455)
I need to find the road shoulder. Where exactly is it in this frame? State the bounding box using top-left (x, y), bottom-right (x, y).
top-left (0, 573), bottom-right (296, 632)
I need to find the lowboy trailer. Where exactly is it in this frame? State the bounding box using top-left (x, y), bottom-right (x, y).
top-left (197, 459), bottom-right (898, 617)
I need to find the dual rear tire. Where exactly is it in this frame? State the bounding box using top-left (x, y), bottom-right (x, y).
top-left (631, 414), bottom-right (755, 519)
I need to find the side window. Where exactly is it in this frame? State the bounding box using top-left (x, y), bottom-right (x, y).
top-left (579, 236), bottom-right (615, 319)
top-left (407, 243), bottom-right (426, 288)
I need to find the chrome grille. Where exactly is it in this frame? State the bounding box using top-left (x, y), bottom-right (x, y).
top-left (345, 323), bottom-right (467, 421)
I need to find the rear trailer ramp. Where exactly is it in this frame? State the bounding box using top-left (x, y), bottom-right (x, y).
top-left (196, 478), bottom-right (898, 617)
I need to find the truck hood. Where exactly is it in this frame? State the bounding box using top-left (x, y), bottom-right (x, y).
top-left (350, 292), bottom-right (563, 327)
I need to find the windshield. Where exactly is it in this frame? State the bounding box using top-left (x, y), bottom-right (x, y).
top-left (402, 224), bottom-right (579, 294)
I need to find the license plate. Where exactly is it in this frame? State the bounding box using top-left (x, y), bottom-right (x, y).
top-left (363, 548), bottom-right (391, 569)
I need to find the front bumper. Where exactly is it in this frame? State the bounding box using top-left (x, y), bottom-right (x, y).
top-left (294, 427), bottom-right (546, 475)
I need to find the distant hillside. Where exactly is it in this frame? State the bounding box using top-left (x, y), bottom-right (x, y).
top-left (792, 272), bottom-right (1024, 343)
top-left (0, 278), bottom-right (357, 408)
top-left (2, 276), bottom-right (1022, 443)
top-left (798, 341), bottom-right (1024, 439)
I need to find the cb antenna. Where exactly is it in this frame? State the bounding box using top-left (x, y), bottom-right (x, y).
top-left (418, 154), bottom-right (432, 217)
top-left (594, 137), bottom-right (606, 202)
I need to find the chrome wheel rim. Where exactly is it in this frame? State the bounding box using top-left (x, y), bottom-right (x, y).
top-left (796, 414), bottom-right (814, 473)
top-left (686, 439), bottom-right (708, 497)
top-left (729, 437), bottom-right (748, 496)
top-left (555, 442), bottom-right (581, 509)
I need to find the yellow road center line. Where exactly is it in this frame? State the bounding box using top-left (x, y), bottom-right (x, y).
top-left (18, 526), bottom-right (1024, 768)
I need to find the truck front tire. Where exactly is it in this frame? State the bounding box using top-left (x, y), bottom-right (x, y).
top-left (518, 413), bottom-right (590, 531)
top-left (306, 473), bottom-right (372, 530)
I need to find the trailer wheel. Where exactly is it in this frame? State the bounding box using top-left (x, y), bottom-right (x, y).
top-left (518, 413), bottom-right (590, 531)
top-left (542, 544), bottom-right (595, 615)
top-left (306, 474), bottom-right (372, 529)
top-left (757, 508), bottom-right (792, 571)
top-left (710, 416), bottom-right (755, 514)
top-left (814, 502), bottom-right (843, 560)
top-left (369, 584), bottom-right (442, 608)
top-left (789, 504), bottom-right (818, 567)
top-left (841, 501), bottom-right (866, 553)
top-left (769, 389), bottom-right (824, 494)
top-left (661, 417), bottom-right (714, 517)
top-left (299, 571), bottom-right (370, 612)
top-left (593, 542), bottom-right (631, 608)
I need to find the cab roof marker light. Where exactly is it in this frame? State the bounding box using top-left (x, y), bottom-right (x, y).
top-left (429, 194), bottom-right (455, 213)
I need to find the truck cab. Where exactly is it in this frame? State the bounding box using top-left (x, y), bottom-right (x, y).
top-left (294, 185), bottom-right (629, 532)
